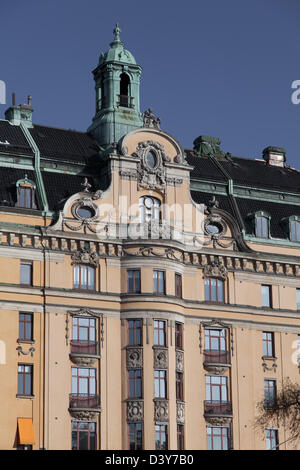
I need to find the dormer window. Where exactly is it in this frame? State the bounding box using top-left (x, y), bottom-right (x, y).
top-left (255, 213), bottom-right (270, 238)
top-left (16, 176), bottom-right (36, 209)
top-left (290, 217), bottom-right (300, 242)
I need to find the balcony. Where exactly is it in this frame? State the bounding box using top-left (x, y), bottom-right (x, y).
top-left (69, 340), bottom-right (100, 366)
top-left (203, 350), bottom-right (230, 374)
top-left (69, 393), bottom-right (101, 410)
top-left (204, 400), bottom-right (232, 417)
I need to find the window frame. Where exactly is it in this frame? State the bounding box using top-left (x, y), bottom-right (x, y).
top-left (206, 426), bottom-right (229, 450)
top-left (128, 422), bottom-right (143, 450)
top-left (155, 424), bottom-right (168, 450)
top-left (175, 322), bottom-right (183, 350)
top-left (204, 278), bottom-right (224, 303)
top-left (20, 262), bottom-right (33, 286)
top-left (128, 369), bottom-right (143, 399)
top-left (18, 312), bottom-right (33, 342)
top-left (17, 364), bottom-right (33, 396)
top-left (177, 424), bottom-right (184, 450)
top-left (153, 270), bottom-right (166, 295)
top-left (176, 371), bottom-right (184, 401)
top-left (127, 269), bottom-right (141, 294)
top-left (205, 375), bottom-right (228, 402)
top-left (154, 320), bottom-right (166, 347)
top-left (72, 421), bottom-right (97, 450)
top-left (71, 367), bottom-right (97, 397)
top-left (290, 218), bottom-right (300, 242)
top-left (266, 428), bottom-right (279, 450)
top-left (73, 264), bottom-right (96, 291)
top-left (175, 273), bottom-right (182, 299)
top-left (263, 331), bottom-right (275, 358)
top-left (262, 284), bottom-right (272, 308)
top-left (255, 214), bottom-right (270, 239)
top-left (154, 369), bottom-right (167, 399)
top-left (264, 379), bottom-right (277, 409)
top-left (128, 319), bottom-right (143, 346)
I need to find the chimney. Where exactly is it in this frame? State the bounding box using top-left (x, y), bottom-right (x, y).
top-left (262, 146), bottom-right (286, 167)
top-left (5, 94), bottom-right (34, 128)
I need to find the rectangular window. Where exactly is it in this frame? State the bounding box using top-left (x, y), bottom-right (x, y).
top-left (128, 319), bottom-right (142, 346)
top-left (128, 423), bottom-right (143, 450)
top-left (73, 265), bottom-right (95, 290)
top-left (206, 375), bottom-right (228, 402)
top-left (175, 273), bottom-right (182, 298)
top-left (205, 278), bottom-right (224, 302)
top-left (177, 425), bottom-right (184, 450)
top-left (17, 364), bottom-right (33, 396)
top-left (175, 322), bottom-right (183, 350)
top-left (71, 367), bottom-right (97, 409)
top-left (155, 424), bottom-right (168, 450)
top-left (256, 216), bottom-right (269, 238)
top-left (153, 270), bottom-right (165, 294)
top-left (264, 379), bottom-right (277, 408)
top-left (71, 317), bottom-right (97, 355)
top-left (204, 328), bottom-right (229, 364)
top-left (297, 289), bottom-right (300, 310)
top-left (266, 428), bottom-right (278, 450)
top-left (72, 421), bottom-right (96, 450)
top-left (207, 426), bottom-right (229, 450)
top-left (128, 369), bottom-right (142, 398)
top-left (262, 285), bottom-right (272, 308)
top-left (154, 320), bottom-right (166, 346)
top-left (127, 270), bottom-right (141, 293)
top-left (20, 262), bottom-right (32, 285)
top-left (18, 186), bottom-right (34, 209)
top-left (176, 371), bottom-right (184, 401)
top-left (154, 370), bottom-right (167, 398)
top-left (263, 332), bottom-right (275, 357)
top-left (19, 313), bottom-right (33, 341)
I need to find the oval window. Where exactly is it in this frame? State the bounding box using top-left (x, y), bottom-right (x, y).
top-left (206, 223), bottom-right (221, 235)
top-left (146, 150), bottom-right (157, 169)
top-left (77, 206), bottom-right (95, 219)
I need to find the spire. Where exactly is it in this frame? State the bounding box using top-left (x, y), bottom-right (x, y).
top-left (110, 23), bottom-right (123, 47)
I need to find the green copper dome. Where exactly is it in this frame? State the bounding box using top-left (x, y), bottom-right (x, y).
top-left (99, 24), bottom-right (137, 65)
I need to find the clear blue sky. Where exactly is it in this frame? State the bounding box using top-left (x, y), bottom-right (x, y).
top-left (1, 0), bottom-right (300, 168)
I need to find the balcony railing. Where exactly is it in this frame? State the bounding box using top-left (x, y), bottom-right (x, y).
top-left (203, 350), bottom-right (231, 365)
top-left (69, 393), bottom-right (101, 410)
top-left (70, 340), bottom-right (99, 356)
top-left (204, 400), bottom-right (232, 416)
top-left (117, 94), bottom-right (134, 108)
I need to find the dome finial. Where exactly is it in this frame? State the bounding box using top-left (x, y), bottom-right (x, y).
top-left (113, 23), bottom-right (121, 43)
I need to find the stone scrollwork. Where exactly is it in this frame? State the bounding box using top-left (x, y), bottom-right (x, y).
top-left (126, 347), bottom-right (143, 369)
top-left (71, 247), bottom-right (99, 267)
top-left (69, 410), bottom-right (100, 421)
top-left (205, 416), bottom-right (232, 426)
top-left (133, 140), bottom-right (170, 190)
top-left (154, 400), bottom-right (169, 423)
top-left (127, 400), bottom-right (144, 422)
top-left (153, 348), bottom-right (168, 369)
top-left (176, 350), bottom-right (184, 372)
top-left (177, 402), bottom-right (185, 424)
top-left (203, 260), bottom-right (228, 280)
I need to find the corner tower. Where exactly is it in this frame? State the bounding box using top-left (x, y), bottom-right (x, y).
top-left (88, 24), bottom-right (143, 147)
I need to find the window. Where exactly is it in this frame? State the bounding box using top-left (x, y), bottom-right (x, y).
top-left (297, 289), bottom-right (300, 310)
top-left (175, 273), bottom-right (182, 298)
top-left (140, 196), bottom-right (160, 223)
top-left (73, 265), bottom-right (95, 290)
top-left (119, 73), bottom-right (130, 107)
top-left (17, 185), bottom-right (36, 209)
top-left (20, 262), bottom-right (32, 285)
top-left (262, 285), bottom-right (272, 308)
top-left (176, 371), bottom-right (184, 401)
top-left (128, 369), bottom-right (142, 398)
top-left (128, 319), bottom-right (142, 346)
top-left (204, 328), bottom-right (229, 364)
top-left (205, 278), bottom-right (224, 302)
top-left (290, 219), bottom-right (300, 242)
top-left (71, 367), bottom-right (97, 408)
top-left (72, 421), bottom-right (96, 450)
top-left (127, 270), bottom-right (141, 293)
top-left (19, 313), bottom-right (33, 341)
top-left (263, 332), bottom-right (275, 357)
top-left (154, 320), bottom-right (166, 346)
top-left (155, 424), bottom-right (168, 450)
top-left (175, 322), bottom-right (183, 350)
top-left (128, 423), bottom-right (143, 450)
top-left (207, 426), bottom-right (229, 450)
top-left (266, 428), bottom-right (278, 450)
top-left (154, 370), bottom-right (167, 398)
top-left (264, 380), bottom-right (277, 408)
top-left (177, 425), bottom-right (184, 450)
top-left (71, 317), bottom-right (97, 355)
top-left (206, 375), bottom-right (228, 403)
top-left (17, 364), bottom-right (33, 396)
top-left (153, 270), bottom-right (165, 294)
top-left (256, 215), bottom-right (269, 238)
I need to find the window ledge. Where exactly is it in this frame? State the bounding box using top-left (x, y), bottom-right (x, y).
top-left (16, 394), bottom-right (35, 399)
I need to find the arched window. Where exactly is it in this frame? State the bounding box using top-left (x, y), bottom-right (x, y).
top-left (139, 196), bottom-right (161, 223)
top-left (119, 73), bottom-right (130, 107)
top-left (255, 215), bottom-right (269, 238)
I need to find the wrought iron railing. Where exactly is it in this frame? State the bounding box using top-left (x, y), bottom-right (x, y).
top-left (70, 340), bottom-right (99, 356)
top-left (203, 349), bottom-right (230, 365)
top-left (204, 400), bottom-right (232, 415)
top-left (69, 393), bottom-right (100, 409)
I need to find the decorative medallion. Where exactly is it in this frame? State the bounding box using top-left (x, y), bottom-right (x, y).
top-left (126, 347), bottom-right (143, 369)
top-left (71, 247), bottom-right (99, 267)
top-left (127, 400), bottom-right (144, 422)
top-left (153, 348), bottom-right (168, 369)
top-left (203, 260), bottom-right (228, 280)
top-left (132, 140), bottom-right (170, 190)
top-left (154, 400), bottom-right (169, 422)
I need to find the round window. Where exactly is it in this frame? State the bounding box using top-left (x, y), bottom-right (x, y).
top-left (145, 150), bottom-right (157, 169)
top-left (77, 206), bottom-right (95, 219)
top-left (206, 223), bottom-right (222, 235)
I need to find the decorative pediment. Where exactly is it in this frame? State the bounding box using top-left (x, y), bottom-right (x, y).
top-left (203, 260), bottom-right (228, 280)
top-left (71, 247), bottom-right (99, 267)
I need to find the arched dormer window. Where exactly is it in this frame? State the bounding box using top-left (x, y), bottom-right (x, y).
top-left (139, 196), bottom-right (161, 223)
top-left (16, 175), bottom-right (37, 209)
top-left (289, 216), bottom-right (300, 242)
top-left (255, 212), bottom-right (270, 239)
top-left (119, 73), bottom-right (130, 107)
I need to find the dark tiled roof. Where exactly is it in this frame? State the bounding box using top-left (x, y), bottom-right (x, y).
top-left (42, 172), bottom-right (90, 211)
top-left (0, 120), bottom-right (33, 156)
top-left (29, 125), bottom-right (99, 163)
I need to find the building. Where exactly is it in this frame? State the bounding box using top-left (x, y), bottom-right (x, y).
top-left (0, 24), bottom-right (300, 451)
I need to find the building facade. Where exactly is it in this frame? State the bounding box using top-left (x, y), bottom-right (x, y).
top-left (0, 25), bottom-right (300, 450)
